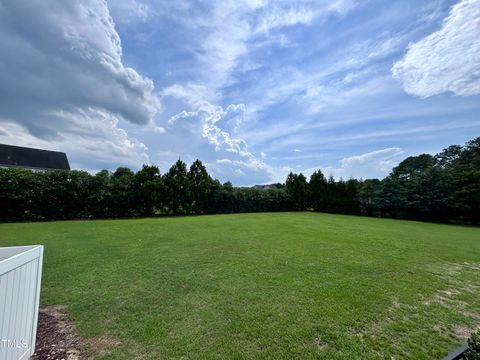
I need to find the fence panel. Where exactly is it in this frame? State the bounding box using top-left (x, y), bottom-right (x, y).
top-left (0, 245), bottom-right (43, 360)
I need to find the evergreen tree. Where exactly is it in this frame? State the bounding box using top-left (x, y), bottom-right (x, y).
top-left (135, 165), bottom-right (162, 216)
top-left (188, 159), bottom-right (212, 214)
top-left (164, 160), bottom-right (189, 215)
top-left (285, 172), bottom-right (308, 210)
top-left (309, 170), bottom-right (328, 211)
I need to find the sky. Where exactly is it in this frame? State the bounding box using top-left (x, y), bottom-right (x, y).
top-left (0, 0), bottom-right (479, 185)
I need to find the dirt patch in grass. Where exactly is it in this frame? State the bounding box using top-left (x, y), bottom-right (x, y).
top-left (87, 336), bottom-right (121, 358)
top-left (314, 335), bottom-right (327, 351)
top-left (463, 310), bottom-right (480, 320)
top-left (32, 305), bottom-right (120, 360)
top-left (454, 325), bottom-right (480, 340)
top-left (348, 262), bottom-right (480, 358)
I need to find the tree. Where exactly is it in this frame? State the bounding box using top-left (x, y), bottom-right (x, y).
top-left (389, 154), bottom-right (435, 220)
top-left (434, 145), bottom-right (463, 168)
top-left (110, 167), bottom-right (135, 217)
top-left (391, 154), bottom-right (434, 181)
top-left (285, 172), bottom-right (308, 210)
top-left (451, 138), bottom-right (480, 224)
top-left (376, 177), bottom-right (407, 218)
top-left (207, 180), bottom-right (231, 213)
top-left (356, 179), bottom-right (380, 216)
top-left (309, 170), bottom-right (327, 211)
top-left (90, 169), bottom-right (111, 218)
top-left (188, 160), bottom-right (212, 214)
top-left (344, 178), bottom-right (360, 214)
top-left (1, 136), bottom-right (479, 224)
top-left (135, 165), bottom-right (162, 216)
top-left (323, 175), bottom-right (337, 212)
top-left (406, 166), bottom-right (453, 222)
top-left (164, 160), bottom-right (189, 215)
top-left (0, 168), bottom-right (37, 220)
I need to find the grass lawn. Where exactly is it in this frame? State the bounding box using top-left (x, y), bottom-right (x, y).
top-left (0, 212), bottom-right (479, 359)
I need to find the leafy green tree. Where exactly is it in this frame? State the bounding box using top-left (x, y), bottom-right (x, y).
top-left (323, 175), bottom-right (337, 212)
top-left (207, 180), bottom-right (231, 213)
top-left (26, 170), bottom-right (89, 219)
top-left (385, 154), bottom-right (435, 220)
top-left (164, 160), bottom-right (189, 215)
top-left (309, 170), bottom-right (328, 211)
top-left (188, 159), bottom-right (212, 214)
top-left (135, 165), bottom-right (162, 216)
top-left (391, 154), bottom-right (434, 181)
top-left (1, 136), bottom-right (479, 224)
top-left (434, 145), bottom-right (463, 168)
top-left (0, 168), bottom-right (38, 220)
top-left (451, 138), bottom-right (480, 224)
top-left (376, 177), bottom-right (407, 218)
top-left (344, 179), bottom-right (360, 214)
top-left (356, 179), bottom-right (380, 216)
top-left (285, 172), bottom-right (308, 210)
top-left (89, 169), bottom-right (111, 218)
top-left (406, 166), bottom-right (453, 221)
top-left (110, 167), bottom-right (136, 217)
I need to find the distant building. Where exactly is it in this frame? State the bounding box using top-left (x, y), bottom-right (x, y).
top-left (0, 144), bottom-right (70, 170)
top-left (252, 183), bottom-right (285, 190)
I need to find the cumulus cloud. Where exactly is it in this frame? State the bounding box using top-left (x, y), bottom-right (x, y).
top-left (392, 0), bottom-right (480, 97)
top-left (0, 111), bottom-right (149, 170)
top-left (154, 79), bottom-right (273, 184)
top-left (108, 0), bottom-right (365, 183)
top-left (0, 0), bottom-right (160, 169)
top-left (158, 98), bottom-right (273, 184)
top-left (108, 0), bottom-right (151, 24)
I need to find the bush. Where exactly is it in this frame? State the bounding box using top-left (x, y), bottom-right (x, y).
top-left (465, 331), bottom-right (480, 360)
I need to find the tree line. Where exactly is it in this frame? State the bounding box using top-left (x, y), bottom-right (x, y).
top-left (0, 137), bottom-right (478, 224)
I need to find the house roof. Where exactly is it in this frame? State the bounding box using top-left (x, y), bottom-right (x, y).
top-left (0, 144), bottom-right (70, 170)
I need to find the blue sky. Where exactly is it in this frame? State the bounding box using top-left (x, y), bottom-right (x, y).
top-left (0, 0), bottom-right (479, 185)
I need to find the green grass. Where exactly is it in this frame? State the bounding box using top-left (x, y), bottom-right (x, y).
top-left (1, 213), bottom-right (479, 359)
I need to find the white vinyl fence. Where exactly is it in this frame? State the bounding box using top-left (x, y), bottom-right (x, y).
top-left (0, 245), bottom-right (43, 360)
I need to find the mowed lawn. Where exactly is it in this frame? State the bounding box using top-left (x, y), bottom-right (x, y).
top-left (1, 213), bottom-right (479, 359)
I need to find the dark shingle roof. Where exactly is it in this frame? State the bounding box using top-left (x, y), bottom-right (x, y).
top-left (0, 144), bottom-right (70, 170)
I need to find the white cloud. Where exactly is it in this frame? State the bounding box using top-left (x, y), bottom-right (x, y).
top-left (301, 75), bottom-right (392, 115)
top-left (161, 83), bottom-right (218, 106)
top-left (159, 103), bottom-right (272, 184)
top-left (0, 0), bottom-right (160, 170)
top-left (240, 31), bottom-right (406, 123)
top-left (108, 0), bottom-right (151, 24)
top-left (0, 111), bottom-right (149, 170)
top-left (153, 126), bottom-right (166, 134)
top-left (328, 0), bottom-right (360, 16)
top-left (392, 0), bottom-right (480, 97)
top-left (157, 81), bottom-right (276, 184)
top-left (298, 147), bottom-right (405, 180)
top-left (107, 0), bottom-right (365, 183)
top-left (333, 147), bottom-right (405, 179)
top-left (146, 1), bottom-right (348, 89)
top-left (340, 147), bottom-right (404, 168)
top-left (255, 6), bottom-right (315, 33)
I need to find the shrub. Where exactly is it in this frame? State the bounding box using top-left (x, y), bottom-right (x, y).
top-left (465, 331), bottom-right (480, 360)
